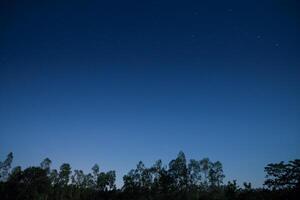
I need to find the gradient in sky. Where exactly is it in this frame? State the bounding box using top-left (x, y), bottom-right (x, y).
top-left (0, 0), bottom-right (300, 187)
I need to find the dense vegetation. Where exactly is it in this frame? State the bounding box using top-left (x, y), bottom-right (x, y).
top-left (0, 151), bottom-right (299, 200)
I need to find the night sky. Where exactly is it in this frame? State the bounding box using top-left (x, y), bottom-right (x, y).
top-left (1, 0), bottom-right (300, 187)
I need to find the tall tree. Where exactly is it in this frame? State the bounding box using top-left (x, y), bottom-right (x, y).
top-left (58, 163), bottom-right (71, 186)
top-left (188, 159), bottom-right (201, 187)
top-left (264, 159), bottom-right (300, 189)
top-left (150, 159), bottom-right (163, 189)
top-left (0, 152), bottom-right (13, 182)
top-left (168, 151), bottom-right (188, 190)
top-left (122, 161), bottom-right (151, 191)
top-left (40, 158), bottom-right (52, 174)
top-left (72, 170), bottom-right (85, 187)
top-left (92, 163), bottom-right (100, 188)
top-left (199, 157), bottom-right (210, 186)
top-left (106, 170), bottom-right (116, 190)
top-left (123, 169), bottom-right (136, 192)
top-left (97, 171), bottom-right (116, 191)
top-left (208, 161), bottom-right (225, 187)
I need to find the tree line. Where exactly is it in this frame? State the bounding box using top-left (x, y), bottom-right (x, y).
top-left (0, 151), bottom-right (299, 200)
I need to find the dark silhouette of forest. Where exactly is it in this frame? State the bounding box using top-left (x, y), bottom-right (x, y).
top-left (0, 151), bottom-right (299, 200)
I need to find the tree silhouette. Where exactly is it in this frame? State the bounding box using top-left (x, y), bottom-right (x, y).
top-left (264, 159), bottom-right (300, 190)
top-left (199, 157), bottom-right (210, 187)
top-left (0, 151), bottom-right (299, 200)
top-left (0, 152), bottom-right (13, 181)
top-left (40, 158), bottom-right (52, 174)
top-left (188, 159), bottom-right (201, 187)
top-left (58, 163), bottom-right (71, 186)
top-left (208, 161), bottom-right (225, 187)
top-left (168, 151), bottom-right (188, 191)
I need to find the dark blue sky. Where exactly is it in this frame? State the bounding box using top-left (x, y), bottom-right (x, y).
top-left (1, 0), bottom-right (300, 187)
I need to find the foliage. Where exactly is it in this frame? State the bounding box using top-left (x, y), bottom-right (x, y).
top-left (0, 152), bottom-right (13, 181)
top-left (0, 151), bottom-right (299, 200)
top-left (264, 159), bottom-right (300, 190)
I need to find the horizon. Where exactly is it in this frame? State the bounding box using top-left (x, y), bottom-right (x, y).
top-left (0, 150), bottom-right (296, 189)
top-left (1, 0), bottom-right (300, 189)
